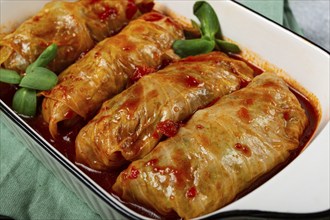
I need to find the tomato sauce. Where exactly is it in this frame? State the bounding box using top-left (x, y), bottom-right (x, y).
top-left (184, 75), bottom-right (200, 87)
top-left (125, 0), bottom-right (138, 20)
top-left (237, 107), bottom-right (251, 123)
top-left (125, 166), bottom-right (140, 179)
top-left (138, 2), bottom-right (155, 14)
top-left (229, 53), bottom-right (264, 76)
top-left (143, 12), bottom-right (165, 22)
top-left (130, 66), bottom-right (156, 82)
top-left (144, 156), bottom-right (192, 190)
top-left (234, 143), bottom-right (252, 157)
top-left (120, 85), bottom-right (142, 117)
top-left (155, 120), bottom-right (180, 137)
top-left (145, 158), bottom-right (159, 167)
top-left (89, 0), bottom-right (100, 4)
top-left (97, 5), bottom-right (118, 21)
top-left (196, 124), bottom-right (204, 129)
top-left (186, 186), bottom-right (197, 199)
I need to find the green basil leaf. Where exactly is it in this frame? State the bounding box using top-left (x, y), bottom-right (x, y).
top-left (215, 39), bottom-right (241, 53)
top-left (19, 67), bottom-right (58, 90)
top-left (12, 88), bottom-right (37, 117)
top-left (173, 38), bottom-right (215, 58)
top-left (26, 43), bottom-right (58, 73)
top-left (193, 1), bottom-right (223, 40)
top-left (0, 68), bottom-right (22, 84)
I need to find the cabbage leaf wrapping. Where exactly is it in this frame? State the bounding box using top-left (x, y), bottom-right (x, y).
top-left (0, 0), bottom-right (154, 73)
top-left (113, 73), bottom-right (308, 219)
top-left (41, 12), bottom-right (184, 137)
top-left (75, 52), bottom-right (254, 170)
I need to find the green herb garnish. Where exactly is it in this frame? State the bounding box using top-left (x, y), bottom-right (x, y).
top-left (0, 43), bottom-right (58, 117)
top-left (173, 1), bottom-right (241, 57)
top-left (12, 88), bottom-right (37, 117)
top-left (0, 69), bottom-right (22, 84)
top-left (19, 67), bottom-right (58, 90)
top-left (172, 38), bottom-right (215, 58)
top-left (193, 1), bottom-right (222, 40)
top-left (26, 43), bottom-right (58, 73)
top-left (215, 39), bottom-right (241, 54)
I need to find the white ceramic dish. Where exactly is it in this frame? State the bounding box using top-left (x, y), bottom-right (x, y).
top-left (1, 0), bottom-right (329, 219)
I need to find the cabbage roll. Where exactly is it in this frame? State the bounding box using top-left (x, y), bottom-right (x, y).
top-left (113, 73), bottom-right (308, 219)
top-left (42, 12), bottom-right (184, 137)
top-left (0, 0), bottom-right (154, 73)
top-left (75, 52), bottom-right (254, 170)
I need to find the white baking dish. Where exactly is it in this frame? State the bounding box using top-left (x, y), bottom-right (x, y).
top-left (1, 0), bottom-right (329, 219)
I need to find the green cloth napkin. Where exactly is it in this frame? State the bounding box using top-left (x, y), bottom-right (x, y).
top-left (0, 116), bottom-right (101, 220)
top-left (0, 1), bottom-right (302, 220)
top-left (239, 0), bottom-right (303, 35)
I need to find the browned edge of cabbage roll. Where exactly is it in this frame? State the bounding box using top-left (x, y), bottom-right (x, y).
top-left (75, 51), bottom-right (254, 170)
top-left (41, 11), bottom-right (184, 138)
top-left (0, 0), bottom-right (154, 73)
top-left (112, 72), bottom-right (308, 219)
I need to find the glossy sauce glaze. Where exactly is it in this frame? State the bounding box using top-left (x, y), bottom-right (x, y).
top-left (0, 57), bottom-right (319, 219)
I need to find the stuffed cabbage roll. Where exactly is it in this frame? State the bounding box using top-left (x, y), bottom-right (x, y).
top-left (42, 12), bottom-right (184, 137)
top-left (0, 0), bottom-right (154, 73)
top-left (113, 73), bottom-right (308, 219)
top-left (75, 52), bottom-right (254, 170)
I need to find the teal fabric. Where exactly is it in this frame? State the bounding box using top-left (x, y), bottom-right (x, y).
top-left (0, 116), bottom-right (102, 220)
top-left (239, 0), bottom-right (285, 24)
top-left (283, 0), bottom-right (304, 35)
top-left (239, 0), bottom-right (303, 35)
top-left (0, 1), bottom-right (302, 220)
